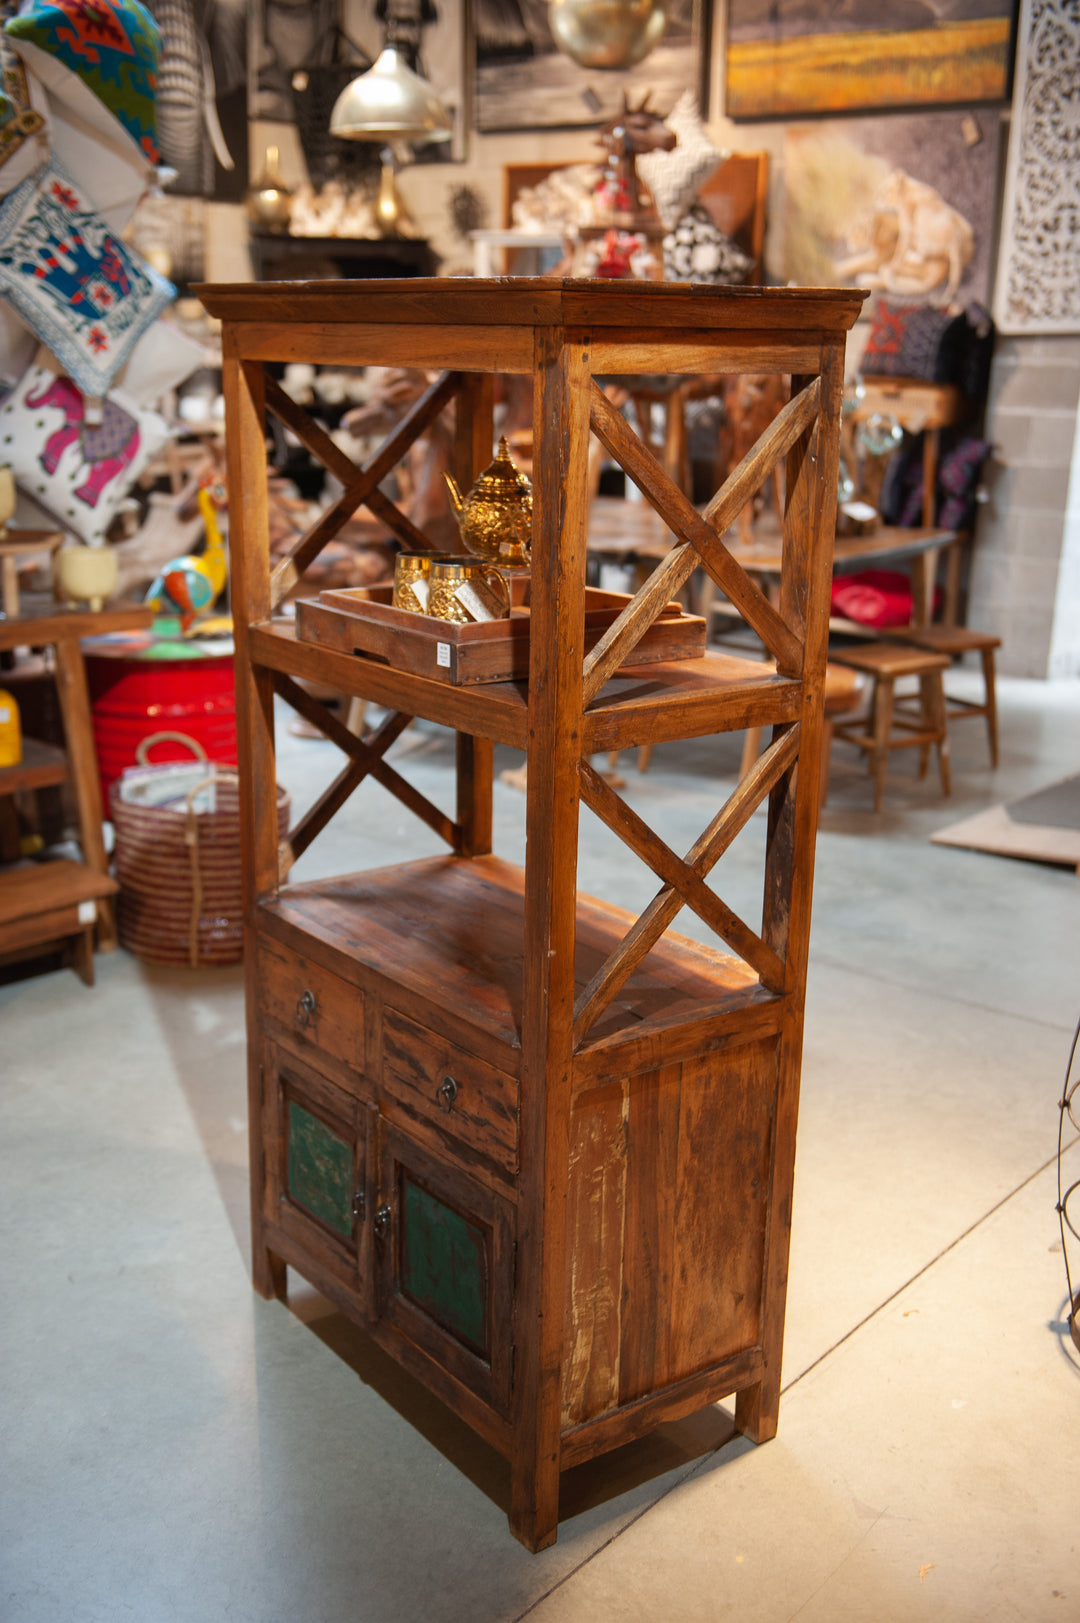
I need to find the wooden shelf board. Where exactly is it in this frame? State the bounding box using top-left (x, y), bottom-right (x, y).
top-left (251, 622), bottom-right (802, 751)
top-left (0, 737), bottom-right (68, 795)
top-left (0, 859), bottom-right (117, 926)
top-left (260, 855), bottom-right (771, 1069)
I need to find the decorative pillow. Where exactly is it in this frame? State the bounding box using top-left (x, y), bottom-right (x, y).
top-left (4, 0), bottom-right (160, 165)
top-left (664, 204), bottom-right (752, 284)
top-left (115, 317), bottom-right (211, 408)
top-left (937, 435), bottom-right (991, 530)
top-left (0, 357), bottom-right (169, 544)
top-left (861, 296), bottom-right (967, 385)
top-left (0, 160), bottom-right (175, 398)
top-left (0, 32), bottom-right (49, 194)
top-left (637, 91), bottom-right (725, 232)
top-left (830, 569), bottom-right (914, 629)
top-left (38, 69), bottom-right (154, 233)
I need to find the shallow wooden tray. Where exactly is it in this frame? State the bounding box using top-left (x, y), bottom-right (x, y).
top-left (295, 583), bottom-right (706, 686)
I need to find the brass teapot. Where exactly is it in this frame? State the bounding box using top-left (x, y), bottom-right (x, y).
top-left (444, 437), bottom-right (532, 567)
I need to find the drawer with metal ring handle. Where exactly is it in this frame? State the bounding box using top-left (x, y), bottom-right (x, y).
top-left (381, 1008), bottom-right (518, 1174)
top-left (257, 936), bottom-right (366, 1076)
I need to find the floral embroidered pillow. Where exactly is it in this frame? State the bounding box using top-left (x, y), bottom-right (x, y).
top-left (0, 358), bottom-right (169, 545)
top-left (4, 0), bottom-right (160, 165)
top-left (0, 160), bottom-right (175, 398)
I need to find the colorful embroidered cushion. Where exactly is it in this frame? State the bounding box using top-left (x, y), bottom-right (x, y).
top-left (861, 297), bottom-right (967, 385)
top-left (0, 356), bottom-right (168, 544)
top-left (4, 0), bottom-right (160, 165)
top-left (0, 30), bottom-right (49, 194)
top-left (637, 91), bottom-right (725, 232)
top-left (0, 160), bottom-right (175, 398)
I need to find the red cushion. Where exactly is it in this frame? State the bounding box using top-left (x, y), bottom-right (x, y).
top-left (830, 569), bottom-right (913, 629)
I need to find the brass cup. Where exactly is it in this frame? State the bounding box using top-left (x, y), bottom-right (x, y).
top-left (427, 556), bottom-right (511, 624)
top-left (392, 552), bottom-right (434, 613)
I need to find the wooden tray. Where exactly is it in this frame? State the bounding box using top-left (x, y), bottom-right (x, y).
top-left (294, 584), bottom-right (706, 686)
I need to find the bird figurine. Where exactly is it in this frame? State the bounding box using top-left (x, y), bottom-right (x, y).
top-left (145, 486), bottom-right (228, 631)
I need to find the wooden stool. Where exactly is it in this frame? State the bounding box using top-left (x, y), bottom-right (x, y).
top-left (829, 642), bottom-right (952, 811)
top-left (739, 662), bottom-right (864, 805)
top-left (888, 625), bottom-right (1001, 768)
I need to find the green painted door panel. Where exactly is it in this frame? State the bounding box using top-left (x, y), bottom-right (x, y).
top-left (287, 1100), bottom-right (354, 1240)
top-left (400, 1175), bottom-right (489, 1359)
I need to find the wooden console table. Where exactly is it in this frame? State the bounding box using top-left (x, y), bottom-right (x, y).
top-left (0, 600), bottom-right (153, 979)
top-left (198, 275), bottom-right (862, 1549)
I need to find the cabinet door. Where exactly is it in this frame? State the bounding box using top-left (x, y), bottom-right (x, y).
top-left (263, 1042), bottom-right (371, 1303)
top-left (374, 1121), bottom-right (514, 1414)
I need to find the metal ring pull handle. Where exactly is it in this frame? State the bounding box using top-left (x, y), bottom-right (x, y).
top-left (436, 1075), bottom-right (458, 1113)
top-left (373, 1204), bottom-right (391, 1240)
top-left (295, 989), bottom-right (317, 1026)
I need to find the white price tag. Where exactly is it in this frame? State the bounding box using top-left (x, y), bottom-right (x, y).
top-left (436, 642), bottom-right (451, 668)
top-left (454, 579), bottom-right (504, 623)
top-left (77, 900), bottom-right (97, 924)
top-left (411, 577), bottom-right (431, 611)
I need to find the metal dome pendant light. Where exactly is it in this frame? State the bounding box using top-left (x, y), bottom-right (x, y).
top-left (328, 45), bottom-right (452, 143)
top-left (548, 0), bottom-right (668, 71)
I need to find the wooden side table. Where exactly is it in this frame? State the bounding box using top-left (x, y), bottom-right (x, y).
top-left (0, 600), bottom-right (153, 976)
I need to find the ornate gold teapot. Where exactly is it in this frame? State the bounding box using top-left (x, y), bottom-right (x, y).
top-left (444, 437), bottom-right (532, 567)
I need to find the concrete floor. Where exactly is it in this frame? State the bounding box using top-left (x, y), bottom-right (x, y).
top-left (3, 670), bottom-right (1079, 1622)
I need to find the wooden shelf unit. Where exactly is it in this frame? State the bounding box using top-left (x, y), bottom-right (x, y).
top-left (0, 602), bottom-right (152, 979)
top-left (198, 276), bottom-right (863, 1551)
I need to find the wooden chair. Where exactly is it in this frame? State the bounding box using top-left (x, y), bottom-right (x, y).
top-left (828, 642), bottom-right (952, 811)
top-left (738, 662), bottom-right (864, 805)
top-left (887, 624), bottom-right (1001, 768)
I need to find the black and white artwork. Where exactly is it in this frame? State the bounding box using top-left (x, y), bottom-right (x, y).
top-left (146, 0), bottom-right (250, 201)
top-left (473, 0), bottom-right (706, 133)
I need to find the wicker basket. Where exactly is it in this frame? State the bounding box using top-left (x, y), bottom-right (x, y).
top-left (111, 735), bottom-right (289, 967)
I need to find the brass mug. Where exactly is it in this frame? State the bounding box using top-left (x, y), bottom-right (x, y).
top-left (392, 552), bottom-right (434, 613)
top-left (427, 556), bottom-right (511, 624)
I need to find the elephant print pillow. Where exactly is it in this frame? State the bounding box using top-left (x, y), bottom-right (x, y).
top-left (0, 158), bottom-right (174, 398)
top-left (0, 359), bottom-right (168, 544)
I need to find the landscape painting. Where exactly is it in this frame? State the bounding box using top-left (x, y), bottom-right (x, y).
top-left (473, 0), bottom-right (706, 133)
top-left (726, 1), bottom-right (1016, 120)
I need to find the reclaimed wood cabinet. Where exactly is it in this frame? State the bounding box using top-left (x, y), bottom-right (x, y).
top-left (198, 277), bottom-right (863, 1551)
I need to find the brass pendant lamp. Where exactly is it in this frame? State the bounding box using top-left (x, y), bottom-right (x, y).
top-left (548, 0), bottom-right (668, 71)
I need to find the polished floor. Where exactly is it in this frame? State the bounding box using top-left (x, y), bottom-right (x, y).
top-left (3, 671), bottom-right (1079, 1622)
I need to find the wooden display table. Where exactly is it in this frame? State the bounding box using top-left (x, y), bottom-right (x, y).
top-left (0, 600), bottom-right (153, 975)
top-left (198, 276), bottom-right (863, 1550)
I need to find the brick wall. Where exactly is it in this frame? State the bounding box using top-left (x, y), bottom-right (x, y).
top-left (968, 336), bottom-right (1080, 676)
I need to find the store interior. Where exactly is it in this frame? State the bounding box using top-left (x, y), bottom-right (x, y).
top-left (1, 1), bottom-right (1078, 1617)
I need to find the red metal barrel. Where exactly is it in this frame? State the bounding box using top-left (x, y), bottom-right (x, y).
top-left (85, 638), bottom-right (236, 807)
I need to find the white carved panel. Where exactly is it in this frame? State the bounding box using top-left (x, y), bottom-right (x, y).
top-left (994, 0), bottom-right (1080, 335)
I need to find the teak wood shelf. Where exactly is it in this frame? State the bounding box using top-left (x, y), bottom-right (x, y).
top-left (197, 276), bottom-right (863, 1551)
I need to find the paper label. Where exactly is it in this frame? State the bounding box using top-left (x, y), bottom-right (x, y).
top-left (77, 900), bottom-right (97, 924)
top-left (454, 579), bottom-right (505, 622)
top-left (411, 577), bottom-right (431, 611)
top-left (436, 642), bottom-right (451, 668)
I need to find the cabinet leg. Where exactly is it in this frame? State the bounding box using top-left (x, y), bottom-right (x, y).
top-left (735, 1375), bottom-right (779, 1444)
top-left (509, 1456), bottom-right (560, 1553)
top-left (252, 1241), bottom-right (287, 1301)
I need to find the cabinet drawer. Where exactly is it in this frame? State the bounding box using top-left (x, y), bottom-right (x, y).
top-left (259, 936), bottom-right (365, 1075)
top-left (382, 1010), bottom-right (518, 1175)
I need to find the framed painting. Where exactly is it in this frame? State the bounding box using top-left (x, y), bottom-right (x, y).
top-left (726, 1), bottom-right (1017, 121)
top-left (473, 0), bottom-right (708, 133)
top-left (781, 110), bottom-right (1003, 309)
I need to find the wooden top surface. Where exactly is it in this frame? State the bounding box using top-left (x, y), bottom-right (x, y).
top-left (0, 599), bottom-right (154, 651)
top-left (262, 854), bottom-right (768, 1058)
top-left (195, 276), bottom-right (867, 335)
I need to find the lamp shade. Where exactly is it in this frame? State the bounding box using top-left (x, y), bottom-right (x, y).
top-left (329, 46), bottom-right (452, 142)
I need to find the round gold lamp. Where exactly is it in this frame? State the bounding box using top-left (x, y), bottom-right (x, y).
top-left (548, 0), bottom-right (668, 70)
top-left (329, 46), bottom-right (452, 143)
